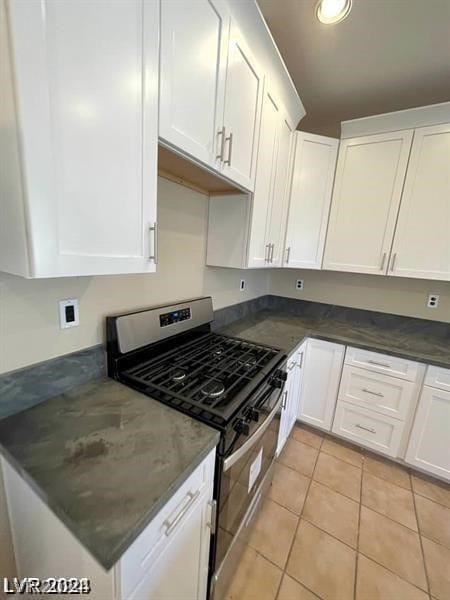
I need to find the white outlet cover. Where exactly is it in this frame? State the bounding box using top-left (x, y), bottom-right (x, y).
top-left (296, 279), bottom-right (304, 290)
top-left (59, 298), bottom-right (80, 329)
top-left (427, 294), bottom-right (439, 308)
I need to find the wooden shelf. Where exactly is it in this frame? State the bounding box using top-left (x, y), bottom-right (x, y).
top-left (158, 145), bottom-right (241, 195)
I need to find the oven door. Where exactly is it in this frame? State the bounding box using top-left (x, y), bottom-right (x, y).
top-left (214, 381), bottom-right (284, 583)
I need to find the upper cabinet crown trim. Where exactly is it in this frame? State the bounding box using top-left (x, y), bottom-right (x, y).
top-left (341, 101), bottom-right (450, 139)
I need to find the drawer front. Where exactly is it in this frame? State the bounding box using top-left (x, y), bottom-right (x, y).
top-left (338, 365), bottom-right (416, 420)
top-left (425, 365), bottom-right (450, 392)
top-left (120, 449), bottom-right (215, 599)
top-left (345, 346), bottom-right (419, 382)
top-left (332, 401), bottom-right (404, 457)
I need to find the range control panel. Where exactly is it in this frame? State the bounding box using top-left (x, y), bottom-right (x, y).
top-left (159, 307), bottom-right (191, 328)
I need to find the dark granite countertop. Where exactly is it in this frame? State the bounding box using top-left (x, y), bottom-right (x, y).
top-left (0, 378), bottom-right (219, 570)
top-left (220, 307), bottom-right (450, 368)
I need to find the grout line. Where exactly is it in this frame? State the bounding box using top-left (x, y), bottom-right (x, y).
top-left (274, 431), bottom-right (323, 600)
top-left (412, 478), bottom-right (433, 597)
top-left (357, 549), bottom-right (431, 596)
top-left (354, 451), bottom-right (364, 600)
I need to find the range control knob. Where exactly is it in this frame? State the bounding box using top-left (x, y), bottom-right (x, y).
top-left (272, 369), bottom-right (288, 388)
top-left (234, 419), bottom-right (250, 436)
top-left (247, 408), bottom-right (259, 422)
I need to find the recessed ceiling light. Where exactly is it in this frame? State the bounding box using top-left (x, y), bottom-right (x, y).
top-left (316, 0), bottom-right (352, 24)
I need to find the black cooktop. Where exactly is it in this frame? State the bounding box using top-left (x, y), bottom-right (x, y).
top-left (121, 332), bottom-right (281, 426)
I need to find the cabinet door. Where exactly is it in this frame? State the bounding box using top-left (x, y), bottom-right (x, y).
top-left (127, 492), bottom-right (212, 600)
top-left (159, 0), bottom-right (229, 168)
top-left (8, 0), bottom-right (158, 277)
top-left (390, 123), bottom-right (450, 281)
top-left (284, 132), bottom-right (338, 269)
top-left (221, 24), bottom-right (263, 191)
top-left (247, 88), bottom-right (280, 268)
top-left (287, 346), bottom-right (305, 433)
top-left (323, 131), bottom-right (413, 275)
top-left (267, 114), bottom-right (294, 267)
top-left (298, 339), bottom-right (345, 431)
top-left (405, 386), bottom-right (450, 480)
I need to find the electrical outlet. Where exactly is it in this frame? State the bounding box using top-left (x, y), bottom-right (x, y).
top-left (296, 279), bottom-right (304, 291)
top-left (239, 279), bottom-right (246, 292)
top-left (59, 298), bottom-right (80, 329)
top-left (427, 294), bottom-right (439, 309)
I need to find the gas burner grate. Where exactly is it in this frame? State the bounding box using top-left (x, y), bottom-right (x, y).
top-left (122, 333), bottom-right (279, 422)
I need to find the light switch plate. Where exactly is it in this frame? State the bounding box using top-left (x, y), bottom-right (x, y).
top-left (240, 279), bottom-right (246, 291)
top-left (59, 298), bottom-right (80, 329)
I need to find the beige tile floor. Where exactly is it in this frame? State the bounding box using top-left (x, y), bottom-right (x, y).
top-left (224, 423), bottom-right (450, 600)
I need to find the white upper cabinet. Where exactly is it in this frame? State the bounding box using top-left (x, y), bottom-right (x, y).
top-left (207, 86), bottom-right (293, 269)
top-left (389, 123), bottom-right (450, 280)
top-left (220, 23), bottom-right (263, 190)
top-left (159, 0), bottom-right (229, 168)
top-left (1, 0), bottom-right (158, 278)
top-left (247, 88), bottom-right (280, 268)
top-left (268, 114), bottom-right (294, 267)
top-left (323, 130), bottom-right (413, 275)
top-left (284, 132), bottom-right (338, 269)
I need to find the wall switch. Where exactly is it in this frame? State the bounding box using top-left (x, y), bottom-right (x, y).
top-left (427, 294), bottom-right (439, 308)
top-left (296, 279), bottom-right (304, 291)
top-left (59, 299), bottom-right (80, 329)
top-left (239, 279), bottom-right (246, 292)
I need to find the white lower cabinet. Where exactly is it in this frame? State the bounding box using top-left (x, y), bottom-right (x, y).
top-left (332, 401), bottom-right (405, 458)
top-left (2, 449), bottom-right (216, 600)
top-left (333, 348), bottom-right (423, 459)
top-left (277, 343), bottom-right (305, 453)
top-left (338, 365), bottom-right (418, 421)
top-left (297, 339), bottom-right (345, 432)
top-left (406, 375), bottom-right (450, 481)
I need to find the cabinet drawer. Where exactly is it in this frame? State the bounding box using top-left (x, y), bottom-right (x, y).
top-left (332, 401), bottom-right (404, 457)
top-left (425, 365), bottom-right (450, 392)
top-left (345, 347), bottom-right (419, 382)
top-left (338, 365), bottom-right (416, 420)
top-left (119, 449), bottom-right (215, 599)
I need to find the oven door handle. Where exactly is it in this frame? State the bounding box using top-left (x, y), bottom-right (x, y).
top-left (223, 392), bottom-right (283, 472)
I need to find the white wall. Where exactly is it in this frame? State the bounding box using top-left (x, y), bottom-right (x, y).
top-left (0, 178), bottom-right (270, 374)
top-left (270, 268), bottom-right (450, 323)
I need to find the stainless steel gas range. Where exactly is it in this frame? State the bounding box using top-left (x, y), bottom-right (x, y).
top-left (106, 297), bottom-right (287, 599)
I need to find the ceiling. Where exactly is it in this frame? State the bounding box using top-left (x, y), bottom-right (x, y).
top-left (258, 0), bottom-right (450, 136)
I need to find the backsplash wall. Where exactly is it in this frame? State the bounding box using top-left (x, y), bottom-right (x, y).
top-left (270, 269), bottom-right (450, 323)
top-left (0, 178), bottom-right (270, 374)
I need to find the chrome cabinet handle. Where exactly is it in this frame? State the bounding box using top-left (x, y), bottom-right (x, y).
top-left (355, 423), bottom-right (376, 434)
top-left (368, 359), bottom-right (391, 368)
top-left (281, 390), bottom-right (288, 410)
top-left (298, 351), bottom-right (303, 369)
top-left (265, 244), bottom-right (270, 262)
top-left (163, 489), bottom-right (201, 536)
top-left (224, 131), bottom-right (233, 165)
top-left (216, 126), bottom-right (226, 160)
top-left (362, 387), bottom-right (384, 398)
top-left (269, 243), bottom-right (275, 263)
top-left (285, 246), bottom-right (291, 264)
top-left (380, 252), bottom-right (387, 271)
top-left (149, 222), bottom-right (157, 263)
top-left (207, 499), bottom-right (217, 534)
top-left (390, 253), bottom-right (397, 272)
